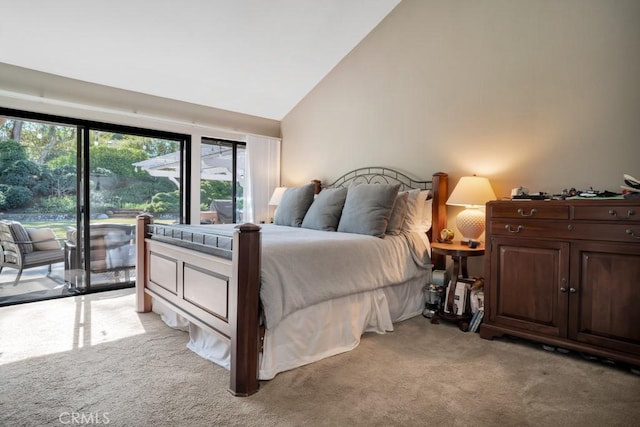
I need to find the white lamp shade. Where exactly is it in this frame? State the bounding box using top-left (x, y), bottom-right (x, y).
top-left (446, 176), bottom-right (496, 208)
top-left (447, 176), bottom-right (496, 242)
top-left (269, 187), bottom-right (287, 206)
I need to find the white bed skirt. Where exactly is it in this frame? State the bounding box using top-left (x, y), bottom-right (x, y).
top-left (152, 272), bottom-right (429, 380)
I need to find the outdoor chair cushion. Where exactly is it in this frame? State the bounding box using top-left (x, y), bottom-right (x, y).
top-left (26, 228), bottom-right (61, 250)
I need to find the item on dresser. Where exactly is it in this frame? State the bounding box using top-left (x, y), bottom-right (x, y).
top-left (622, 173), bottom-right (640, 198)
top-left (480, 199), bottom-right (640, 367)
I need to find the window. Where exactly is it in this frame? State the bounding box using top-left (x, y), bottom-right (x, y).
top-left (199, 138), bottom-right (246, 224)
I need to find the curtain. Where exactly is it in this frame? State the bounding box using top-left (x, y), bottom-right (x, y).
top-left (244, 136), bottom-right (281, 223)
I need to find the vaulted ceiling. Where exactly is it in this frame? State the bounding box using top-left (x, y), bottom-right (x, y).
top-left (1, 1), bottom-right (400, 121)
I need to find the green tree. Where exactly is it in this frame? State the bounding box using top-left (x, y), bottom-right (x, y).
top-left (0, 140), bottom-right (46, 209)
top-left (0, 139), bottom-right (28, 170)
top-left (200, 180), bottom-right (233, 209)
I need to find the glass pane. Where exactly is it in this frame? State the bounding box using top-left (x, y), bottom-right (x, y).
top-left (199, 140), bottom-right (245, 224)
top-left (0, 117), bottom-right (78, 305)
top-left (87, 131), bottom-right (180, 290)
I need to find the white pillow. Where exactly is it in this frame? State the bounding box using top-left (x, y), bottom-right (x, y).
top-left (402, 189), bottom-right (430, 231)
top-left (422, 197), bottom-right (433, 231)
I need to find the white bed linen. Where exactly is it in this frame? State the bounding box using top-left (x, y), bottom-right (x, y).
top-left (151, 271), bottom-right (429, 380)
top-left (258, 225), bottom-right (431, 329)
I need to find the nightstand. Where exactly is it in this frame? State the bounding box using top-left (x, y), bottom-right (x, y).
top-left (430, 241), bottom-right (485, 331)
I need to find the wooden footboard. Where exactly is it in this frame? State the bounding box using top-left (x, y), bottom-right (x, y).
top-left (135, 215), bottom-right (262, 396)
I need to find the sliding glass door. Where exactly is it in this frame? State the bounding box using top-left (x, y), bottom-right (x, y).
top-left (81, 130), bottom-right (183, 291)
top-left (0, 108), bottom-right (188, 304)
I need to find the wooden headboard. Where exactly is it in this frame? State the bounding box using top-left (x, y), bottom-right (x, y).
top-left (323, 167), bottom-right (448, 270)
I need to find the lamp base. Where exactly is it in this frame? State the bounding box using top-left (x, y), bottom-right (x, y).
top-left (456, 208), bottom-right (485, 242)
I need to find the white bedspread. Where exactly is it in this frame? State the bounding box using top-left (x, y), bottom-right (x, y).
top-left (202, 224), bottom-right (431, 329)
top-left (260, 225), bottom-right (431, 328)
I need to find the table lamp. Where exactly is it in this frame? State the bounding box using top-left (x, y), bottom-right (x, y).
top-left (446, 176), bottom-right (496, 243)
top-left (269, 187), bottom-right (287, 207)
top-left (269, 187), bottom-right (287, 221)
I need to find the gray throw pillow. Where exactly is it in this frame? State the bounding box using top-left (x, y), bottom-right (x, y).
top-left (337, 183), bottom-right (401, 238)
top-left (274, 183), bottom-right (316, 227)
top-left (386, 191), bottom-right (410, 235)
top-left (301, 187), bottom-right (348, 231)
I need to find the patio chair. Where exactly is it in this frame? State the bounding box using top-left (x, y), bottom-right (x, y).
top-left (0, 220), bottom-right (66, 285)
top-left (65, 223), bottom-right (136, 283)
top-left (210, 199), bottom-right (234, 224)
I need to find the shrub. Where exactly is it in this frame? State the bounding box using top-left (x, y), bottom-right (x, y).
top-left (33, 196), bottom-right (77, 214)
top-left (146, 190), bottom-right (179, 214)
top-left (3, 185), bottom-right (33, 209)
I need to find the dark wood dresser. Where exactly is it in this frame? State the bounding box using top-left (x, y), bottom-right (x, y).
top-left (480, 199), bottom-right (640, 366)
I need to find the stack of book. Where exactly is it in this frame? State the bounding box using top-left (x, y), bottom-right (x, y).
top-left (468, 308), bottom-right (484, 333)
top-left (467, 288), bottom-right (485, 332)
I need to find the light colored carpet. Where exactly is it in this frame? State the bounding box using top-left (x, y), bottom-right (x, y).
top-left (1, 288), bottom-right (638, 427)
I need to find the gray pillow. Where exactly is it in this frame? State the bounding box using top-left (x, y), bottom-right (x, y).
top-left (301, 187), bottom-right (348, 231)
top-left (274, 183), bottom-right (316, 227)
top-left (386, 191), bottom-right (409, 235)
top-left (337, 183), bottom-right (401, 238)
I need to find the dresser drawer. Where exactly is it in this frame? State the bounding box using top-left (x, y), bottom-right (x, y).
top-left (568, 223), bottom-right (640, 243)
top-left (573, 204), bottom-right (639, 222)
top-left (488, 203), bottom-right (569, 220)
top-left (488, 220), bottom-right (573, 239)
top-left (490, 220), bottom-right (640, 243)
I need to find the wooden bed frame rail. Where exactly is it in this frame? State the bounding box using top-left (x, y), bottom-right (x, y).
top-left (135, 170), bottom-right (448, 396)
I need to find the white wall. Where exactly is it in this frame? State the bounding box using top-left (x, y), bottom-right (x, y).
top-left (280, 0), bottom-right (640, 276)
top-left (281, 0), bottom-right (640, 196)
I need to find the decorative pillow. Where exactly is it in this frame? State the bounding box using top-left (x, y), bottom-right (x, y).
top-left (422, 197), bottom-right (433, 231)
top-left (403, 189), bottom-right (430, 231)
top-left (26, 228), bottom-right (60, 251)
top-left (301, 187), bottom-right (348, 231)
top-left (274, 183), bottom-right (316, 227)
top-left (8, 221), bottom-right (34, 253)
top-left (386, 191), bottom-right (410, 235)
top-left (337, 183), bottom-right (401, 238)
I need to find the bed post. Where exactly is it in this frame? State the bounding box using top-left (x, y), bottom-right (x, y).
top-left (135, 214), bottom-right (153, 313)
top-left (229, 223), bottom-right (262, 396)
top-left (431, 172), bottom-right (448, 270)
top-left (312, 179), bottom-right (322, 194)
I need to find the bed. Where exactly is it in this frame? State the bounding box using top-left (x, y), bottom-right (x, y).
top-left (135, 167), bottom-right (448, 396)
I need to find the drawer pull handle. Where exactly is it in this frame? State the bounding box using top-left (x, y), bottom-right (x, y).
top-left (626, 229), bottom-right (640, 239)
top-left (505, 225), bottom-right (523, 233)
top-left (609, 209), bottom-right (636, 219)
top-left (560, 287), bottom-right (567, 293)
top-left (569, 287), bottom-right (577, 293)
top-left (517, 208), bottom-right (537, 217)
